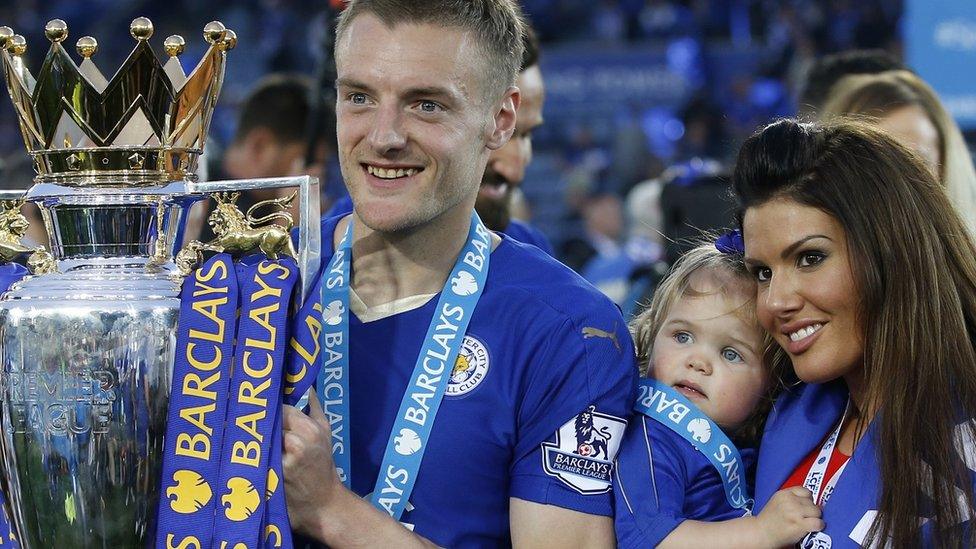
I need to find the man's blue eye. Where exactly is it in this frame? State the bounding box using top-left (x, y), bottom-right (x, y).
top-left (420, 101), bottom-right (440, 112)
top-left (350, 93), bottom-right (367, 104)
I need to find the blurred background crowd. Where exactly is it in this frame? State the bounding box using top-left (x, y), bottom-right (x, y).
top-left (1, 0), bottom-right (972, 317)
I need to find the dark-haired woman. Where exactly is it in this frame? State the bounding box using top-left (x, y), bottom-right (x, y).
top-left (734, 119), bottom-right (976, 548)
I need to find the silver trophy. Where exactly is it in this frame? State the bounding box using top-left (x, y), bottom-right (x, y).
top-left (0, 18), bottom-right (319, 547)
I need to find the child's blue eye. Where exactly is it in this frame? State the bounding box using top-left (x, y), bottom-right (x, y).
top-left (674, 331), bottom-right (692, 344)
top-left (722, 348), bottom-right (743, 363)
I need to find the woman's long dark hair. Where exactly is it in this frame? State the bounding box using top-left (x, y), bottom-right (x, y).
top-left (732, 119), bottom-right (976, 547)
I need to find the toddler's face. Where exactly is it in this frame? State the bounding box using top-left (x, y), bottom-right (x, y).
top-left (650, 271), bottom-right (768, 430)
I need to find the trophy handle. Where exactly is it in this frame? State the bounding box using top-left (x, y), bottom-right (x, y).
top-left (0, 189), bottom-right (57, 275)
top-left (186, 176), bottom-right (321, 303)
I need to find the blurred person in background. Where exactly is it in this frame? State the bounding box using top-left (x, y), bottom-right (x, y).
top-left (219, 74), bottom-right (316, 182)
top-left (611, 159), bottom-right (733, 318)
top-left (561, 191), bottom-right (625, 274)
top-left (797, 48), bottom-right (905, 116)
top-left (821, 70), bottom-right (976, 234)
top-left (475, 24), bottom-right (553, 254)
top-left (614, 177), bottom-right (669, 318)
top-left (191, 73), bottom-right (330, 240)
top-left (676, 96), bottom-right (728, 164)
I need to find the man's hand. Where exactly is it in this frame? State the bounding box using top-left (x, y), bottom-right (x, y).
top-left (756, 487), bottom-right (825, 547)
top-left (281, 396), bottom-right (439, 548)
top-left (282, 394), bottom-right (343, 538)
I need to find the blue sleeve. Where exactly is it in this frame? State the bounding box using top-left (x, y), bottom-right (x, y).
top-left (508, 311), bottom-right (638, 516)
top-left (614, 417), bottom-right (690, 548)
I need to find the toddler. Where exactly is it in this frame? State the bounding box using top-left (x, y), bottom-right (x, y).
top-left (614, 237), bottom-right (824, 548)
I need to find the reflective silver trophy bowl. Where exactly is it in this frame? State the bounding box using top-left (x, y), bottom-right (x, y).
top-left (0, 186), bottom-right (193, 546)
top-left (0, 19), bottom-right (319, 547)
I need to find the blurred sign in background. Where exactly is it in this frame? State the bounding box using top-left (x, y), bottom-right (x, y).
top-left (905, 0), bottom-right (976, 129)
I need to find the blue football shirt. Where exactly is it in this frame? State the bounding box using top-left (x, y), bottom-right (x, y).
top-left (614, 415), bottom-right (756, 548)
top-left (307, 215), bottom-right (637, 547)
top-left (755, 381), bottom-right (976, 547)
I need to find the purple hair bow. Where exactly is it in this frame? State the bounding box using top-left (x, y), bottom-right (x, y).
top-left (715, 230), bottom-right (744, 255)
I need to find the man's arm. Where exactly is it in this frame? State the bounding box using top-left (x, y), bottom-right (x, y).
top-left (281, 396), bottom-right (440, 548)
top-left (510, 498), bottom-right (615, 548)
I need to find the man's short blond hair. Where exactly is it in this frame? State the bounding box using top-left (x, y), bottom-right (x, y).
top-left (336, 0), bottom-right (526, 98)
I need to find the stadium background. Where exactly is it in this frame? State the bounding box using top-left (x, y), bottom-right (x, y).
top-left (1, 0), bottom-right (973, 304)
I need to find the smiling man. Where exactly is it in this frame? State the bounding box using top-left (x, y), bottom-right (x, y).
top-left (281, 1), bottom-right (636, 547)
top-left (324, 24), bottom-right (554, 255)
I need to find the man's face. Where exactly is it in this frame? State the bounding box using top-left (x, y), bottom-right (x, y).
top-left (335, 15), bottom-right (518, 234)
top-left (476, 65), bottom-right (545, 231)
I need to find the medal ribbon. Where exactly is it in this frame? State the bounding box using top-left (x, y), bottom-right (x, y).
top-left (315, 224), bottom-right (353, 487)
top-left (155, 254), bottom-right (240, 549)
top-left (282, 281), bottom-right (323, 408)
top-left (802, 401), bottom-right (850, 507)
top-left (213, 259), bottom-right (298, 548)
top-left (635, 379), bottom-right (754, 511)
top-left (261, 410), bottom-right (294, 549)
top-left (313, 213), bottom-right (491, 520)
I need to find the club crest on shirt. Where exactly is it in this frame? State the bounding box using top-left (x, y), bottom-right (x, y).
top-left (446, 335), bottom-right (490, 397)
top-left (542, 405), bottom-right (627, 494)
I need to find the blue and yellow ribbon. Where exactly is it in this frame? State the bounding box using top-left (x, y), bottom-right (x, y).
top-left (155, 254), bottom-right (240, 549)
top-left (213, 259), bottom-right (298, 548)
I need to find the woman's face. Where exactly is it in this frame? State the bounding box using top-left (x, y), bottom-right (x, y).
top-left (742, 198), bottom-right (864, 385)
top-left (878, 104), bottom-right (941, 177)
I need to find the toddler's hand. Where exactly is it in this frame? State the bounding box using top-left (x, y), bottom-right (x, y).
top-left (756, 487), bottom-right (824, 547)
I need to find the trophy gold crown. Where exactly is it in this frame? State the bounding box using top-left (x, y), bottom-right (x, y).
top-left (0, 17), bottom-right (237, 185)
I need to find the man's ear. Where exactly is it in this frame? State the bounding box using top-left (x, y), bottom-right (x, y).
top-left (486, 86), bottom-right (521, 151)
